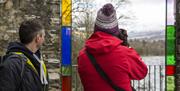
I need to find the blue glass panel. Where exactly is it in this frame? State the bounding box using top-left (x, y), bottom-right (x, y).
top-left (62, 26), bottom-right (71, 66)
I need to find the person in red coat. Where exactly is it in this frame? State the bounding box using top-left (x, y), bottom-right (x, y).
top-left (78, 3), bottom-right (148, 91)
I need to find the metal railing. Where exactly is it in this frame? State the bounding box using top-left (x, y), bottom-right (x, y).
top-left (72, 65), bottom-right (165, 91)
top-left (131, 65), bottom-right (165, 91)
top-left (72, 65), bottom-right (84, 91)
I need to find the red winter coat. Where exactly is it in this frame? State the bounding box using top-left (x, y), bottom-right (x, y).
top-left (78, 31), bottom-right (148, 91)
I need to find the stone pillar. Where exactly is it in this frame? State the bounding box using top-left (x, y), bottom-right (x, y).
top-left (176, 0), bottom-right (180, 90)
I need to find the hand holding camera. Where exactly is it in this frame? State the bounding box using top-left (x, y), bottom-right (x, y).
top-left (118, 29), bottom-right (129, 47)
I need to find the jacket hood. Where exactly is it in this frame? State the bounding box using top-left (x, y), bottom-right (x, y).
top-left (85, 31), bottom-right (123, 54)
top-left (7, 42), bottom-right (32, 54)
top-left (7, 42), bottom-right (40, 58)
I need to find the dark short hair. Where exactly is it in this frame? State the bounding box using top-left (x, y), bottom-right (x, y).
top-left (19, 19), bottom-right (44, 44)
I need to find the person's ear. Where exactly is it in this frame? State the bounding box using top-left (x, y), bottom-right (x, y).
top-left (35, 34), bottom-right (41, 43)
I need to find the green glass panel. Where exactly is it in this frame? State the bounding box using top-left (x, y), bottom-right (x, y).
top-left (167, 55), bottom-right (175, 65)
top-left (167, 25), bottom-right (175, 65)
top-left (167, 26), bottom-right (175, 39)
top-left (61, 66), bottom-right (72, 76)
top-left (167, 76), bottom-right (175, 91)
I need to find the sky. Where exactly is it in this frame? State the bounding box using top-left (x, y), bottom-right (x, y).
top-left (167, 0), bottom-right (175, 25)
top-left (130, 0), bottom-right (166, 30)
top-left (92, 0), bottom-right (167, 33)
top-left (73, 0), bottom-right (174, 33)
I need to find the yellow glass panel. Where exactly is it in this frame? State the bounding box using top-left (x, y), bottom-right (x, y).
top-left (62, 0), bottom-right (72, 26)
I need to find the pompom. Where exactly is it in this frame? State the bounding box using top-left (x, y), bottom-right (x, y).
top-left (102, 3), bottom-right (115, 16)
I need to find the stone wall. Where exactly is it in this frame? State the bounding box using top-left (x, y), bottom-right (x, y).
top-left (0, 0), bottom-right (61, 90)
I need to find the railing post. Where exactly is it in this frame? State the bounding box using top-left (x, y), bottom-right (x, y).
top-left (166, 0), bottom-right (176, 90)
top-left (61, 0), bottom-right (72, 91)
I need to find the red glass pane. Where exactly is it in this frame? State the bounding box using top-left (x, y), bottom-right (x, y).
top-left (166, 65), bottom-right (175, 75)
top-left (62, 76), bottom-right (71, 91)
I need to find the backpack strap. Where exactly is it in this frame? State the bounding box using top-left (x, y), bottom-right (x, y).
top-left (14, 52), bottom-right (39, 75)
top-left (4, 52), bottom-right (26, 91)
top-left (6, 52), bottom-right (48, 90)
top-left (15, 52), bottom-right (48, 80)
top-left (12, 52), bottom-right (38, 91)
top-left (86, 51), bottom-right (125, 91)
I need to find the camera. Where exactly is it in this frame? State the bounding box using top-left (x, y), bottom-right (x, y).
top-left (118, 29), bottom-right (129, 47)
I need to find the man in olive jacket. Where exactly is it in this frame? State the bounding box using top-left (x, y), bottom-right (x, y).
top-left (0, 19), bottom-right (49, 91)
